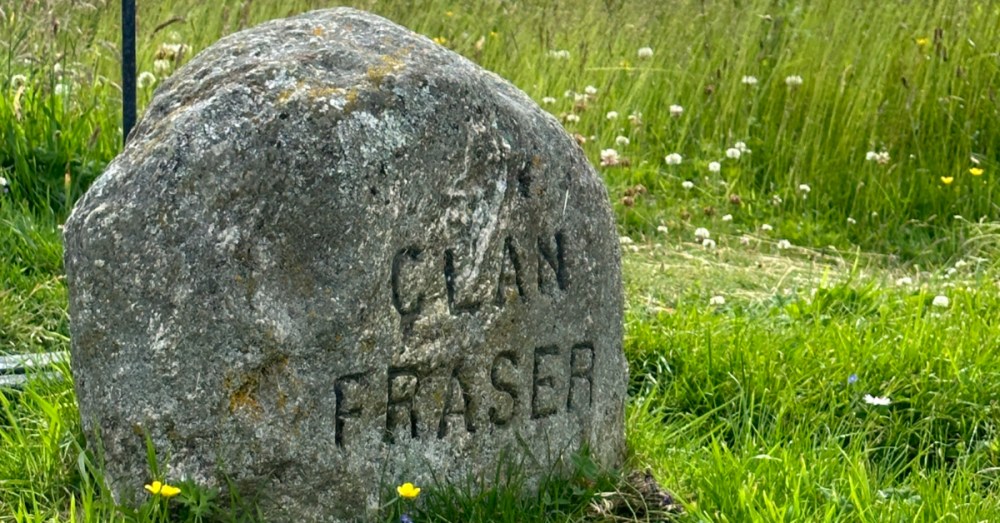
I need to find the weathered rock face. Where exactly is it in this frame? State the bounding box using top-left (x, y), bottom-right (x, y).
top-left (64, 7), bottom-right (625, 521)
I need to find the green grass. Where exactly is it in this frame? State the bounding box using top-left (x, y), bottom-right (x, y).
top-left (3, 0), bottom-right (1000, 521)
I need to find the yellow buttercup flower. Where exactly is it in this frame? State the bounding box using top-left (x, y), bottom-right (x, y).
top-left (432, 36), bottom-right (447, 45)
top-left (145, 480), bottom-right (181, 498)
top-left (970, 167), bottom-right (984, 176)
top-left (916, 37), bottom-right (930, 47)
top-left (940, 176), bottom-right (954, 185)
top-left (397, 482), bottom-right (421, 499)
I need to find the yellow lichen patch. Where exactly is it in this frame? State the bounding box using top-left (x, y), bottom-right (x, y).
top-left (366, 54), bottom-right (406, 89)
top-left (307, 85), bottom-right (347, 99)
top-left (228, 376), bottom-right (263, 417)
top-left (312, 26), bottom-right (323, 36)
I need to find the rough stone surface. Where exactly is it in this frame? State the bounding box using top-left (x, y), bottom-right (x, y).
top-left (64, 7), bottom-right (625, 521)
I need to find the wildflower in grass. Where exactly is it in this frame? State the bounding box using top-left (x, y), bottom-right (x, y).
top-left (896, 276), bottom-right (913, 286)
top-left (708, 161), bottom-right (721, 173)
top-left (54, 83), bottom-right (69, 96)
top-left (606, 111), bottom-right (618, 120)
top-left (628, 111), bottom-right (642, 125)
top-left (734, 141), bottom-right (750, 153)
top-left (847, 217), bottom-right (857, 225)
top-left (702, 239), bottom-right (716, 249)
top-left (740, 235), bottom-right (751, 246)
top-left (760, 224), bottom-right (773, 232)
top-left (10, 74), bottom-right (27, 88)
top-left (53, 63), bottom-right (63, 74)
top-left (563, 90), bottom-right (575, 98)
top-left (785, 75), bottom-right (803, 87)
top-left (397, 482), bottom-right (421, 499)
top-left (722, 214), bottom-right (732, 222)
top-left (541, 96), bottom-right (556, 105)
top-left (798, 184), bottom-right (811, 196)
top-left (144, 481), bottom-right (181, 498)
top-left (432, 36), bottom-right (448, 45)
top-left (848, 374), bottom-right (858, 385)
top-left (725, 148), bottom-right (741, 160)
top-left (637, 47), bottom-right (654, 59)
top-left (955, 260), bottom-right (968, 269)
top-left (401, 515), bottom-right (414, 523)
top-left (865, 150), bottom-right (891, 165)
top-left (656, 225), bottom-right (669, 234)
top-left (664, 153), bottom-right (682, 165)
top-left (863, 394), bottom-right (891, 406)
top-left (0, 176), bottom-right (8, 193)
top-left (771, 194), bottom-right (783, 206)
top-left (153, 59), bottom-right (172, 75)
top-left (600, 149), bottom-right (620, 167)
top-left (932, 295), bottom-right (950, 308)
top-left (615, 135), bottom-right (629, 146)
top-left (548, 49), bottom-right (570, 59)
top-left (741, 75), bottom-right (758, 86)
top-left (564, 114), bottom-right (580, 123)
top-left (681, 180), bottom-right (694, 190)
top-left (584, 85), bottom-right (598, 95)
top-left (776, 239), bottom-right (792, 249)
top-left (940, 176), bottom-right (953, 185)
top-left (916, 37), bottom-right (930, 47)
top-left (619, 236), bottom-right (634, 245)
top-left (669, 104), bottom-right (684, 117)
top-left (445, 10), bottom-right (453, 16)
top-left (573, 92), bottom-right (587, 103)
top-left (694, 227), bottom-right (710, 241)
top-left (970, 167), bottom-right (984, 176)
top-left (137, 72), bottom-right (156, 89)
top-left (709, 295), bottom-right (726, 306)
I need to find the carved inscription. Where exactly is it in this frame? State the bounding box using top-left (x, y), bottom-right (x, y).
top-left (391, 230), bottom-right (572, 326)
top-left (326, 342), bottom-right (596, 447)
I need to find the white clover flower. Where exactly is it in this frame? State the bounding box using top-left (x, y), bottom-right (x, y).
top-left (785, 75), bottom-right (803, 86)
top-left (541, 96), bottom-right (556, 105)
top-left (628, 111), bottom-right (642, 125)
top-left (615, 135), bottom-right (630, 146)
top-left (606, 111), bottom-right (619, 120)
top-left (709, 295), bottom-right (726, 306)
top-left (563, 90), bottom-right (575, 98)
top-left (798, 184), bottom-right (811, 194)
top-left (702, 239), bottom-right (717, 249)
top-left (863, 394), bottom-right (891, 406)
top-left (708, 161), bottom-right (721, 173)
top-left (741, 75), bottom-right (758, 86)
top-left (722, 214), bottom-right (733, 222)
top-left (932, 295), bottom-right (950, 308)
top-left (865, 151), bottom-right (879, 161)
top-left (584, 85), bottom-right (598, 95)
top-left (656, 225), bottom-right (669, 234)
top-left (877, 151), bottom-right (890, 165)
top-left (564, 113), bottom-right (580, 123)
top-left (137, 71), bottom-right (156, 89)
top-left (681, 180), bottom-right (694, 190)
top-left (847, 217), bottom-right (857, 225)
top-left (637, 47), bottom-right (654, 59)
top-left (954, 260), bottom-right (968, 269)
top-left (739, 235), bottom-right (751, 246)
top-left (0, 176), bottom-right (7, 187)
top-left (776, 239), bottom-right (792, 249)
top-left (53, 63), bottom-right (63, 74)
top-left (895, 276), bottom-right (913, 286)
top-left (760, 223), bottom-right (773, 231)
top-left (669, 104), bottom-right (684, 117)
top-left (548, 49), bottom-right (571, 59)
top-left (153, 59), bottom-right (172, 75)
top-left (694, 227), bottom-right (710, 241)
top-left (619, 236), bottom-right (634, 245)
top-left (10, 74), bottom-right (27, 88)
top-left (664, 153), bottom-right (682, 165)
top-left (573, 92), bottom-right (588, 103)
top-left (725, 148), bottom-right (741, 160)
top-left (53, 83), bottom-right (69, 96)
top-left (734, 141), bottom-right (750, 153)
top-left (600, 148), bottom-right (620, 167)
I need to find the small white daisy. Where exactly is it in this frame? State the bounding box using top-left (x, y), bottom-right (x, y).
top-left (863, 394), bottom-right (891, 406)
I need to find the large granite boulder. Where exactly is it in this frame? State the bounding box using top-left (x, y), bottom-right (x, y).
top-left (64, 7), bottom-right (626, 521)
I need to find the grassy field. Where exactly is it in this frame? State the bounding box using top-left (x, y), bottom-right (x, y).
top-left (2, 0), bottom-right (1000, 521)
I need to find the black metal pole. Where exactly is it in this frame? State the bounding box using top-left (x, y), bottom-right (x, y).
top-left (122, 0), bottom-right (136, 144)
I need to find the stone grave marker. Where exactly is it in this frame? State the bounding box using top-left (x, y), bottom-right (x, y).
top-left (64, 7), bottom-right (626, 521)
